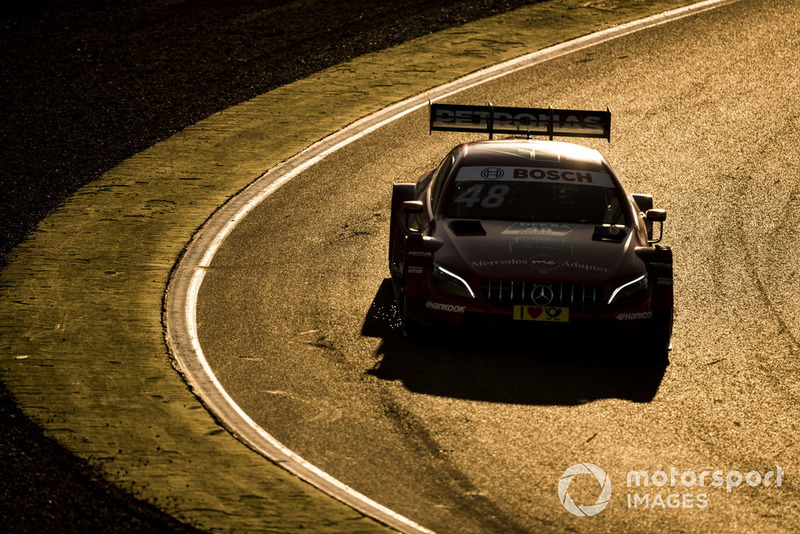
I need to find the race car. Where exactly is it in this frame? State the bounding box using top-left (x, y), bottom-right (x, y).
top-left (388, 103), bottom-right (673, 362)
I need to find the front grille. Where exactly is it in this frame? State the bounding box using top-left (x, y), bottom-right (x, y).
top-left (479, 281), bottom-right (604, 312)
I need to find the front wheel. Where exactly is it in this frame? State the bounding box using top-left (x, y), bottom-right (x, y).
top-left (632, 314), bottom-right (672, 366)
top-left (639, 333), bottom-right (671, 366)
top-left (401, 296), bottom-right (429, 340)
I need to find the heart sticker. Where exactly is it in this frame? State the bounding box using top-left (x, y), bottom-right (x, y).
top-left (527, 306), bottom-right (543, 319)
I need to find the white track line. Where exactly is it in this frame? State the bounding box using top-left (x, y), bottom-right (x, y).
top-left (164, 1), bottom-right (739, 532)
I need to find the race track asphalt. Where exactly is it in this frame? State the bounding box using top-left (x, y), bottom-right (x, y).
top-left (195, 0), bottom-right (799, 531)
top-left (3, 0), bottom-right (768, 530)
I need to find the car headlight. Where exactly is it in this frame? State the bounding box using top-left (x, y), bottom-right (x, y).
top-left (431, 263), bottom-right (475, 299)
top-left (607, 273), bottom-right (649, 305)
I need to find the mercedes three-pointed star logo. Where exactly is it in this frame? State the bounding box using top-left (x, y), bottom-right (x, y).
top-left (531, 284), bottom-right (554, 306)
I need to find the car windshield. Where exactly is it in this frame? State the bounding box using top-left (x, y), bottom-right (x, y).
top-left (444, 165), bottom-right (626, 225)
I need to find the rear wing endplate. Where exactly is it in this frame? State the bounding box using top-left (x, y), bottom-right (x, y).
top-left (429, 102), bottom-right (611, 141)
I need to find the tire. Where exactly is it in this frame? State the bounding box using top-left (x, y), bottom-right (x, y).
top-left (401, 296), bottom-right (428, 340)
top-left (634, 318), bottom-right (671, 367)
top-left (643, 334), bottom-right (671, 367)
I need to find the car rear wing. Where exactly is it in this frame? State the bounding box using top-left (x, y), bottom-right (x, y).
top-left (429, 102), bottom-right (611, 141)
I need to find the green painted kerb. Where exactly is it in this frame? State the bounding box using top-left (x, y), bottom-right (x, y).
top-left (0, 1), bottom-right (701, 532)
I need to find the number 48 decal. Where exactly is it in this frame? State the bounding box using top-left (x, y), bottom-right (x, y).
top-left (453, 184), bottom-right (510, 208)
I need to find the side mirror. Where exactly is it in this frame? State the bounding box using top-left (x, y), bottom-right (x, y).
top-left (403, 200), bottom-right (424, 233)
top-left (645, 209), bottom-right (667, 243)
top-left (646, 209), bottom-right (666, 222)
top-left (403, 200), bottom-right (424, 213)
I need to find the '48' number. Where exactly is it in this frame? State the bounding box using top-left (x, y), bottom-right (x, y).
top-left (452, 184), bottom-right (509, 209)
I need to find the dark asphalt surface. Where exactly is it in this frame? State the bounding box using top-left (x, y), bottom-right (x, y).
top-left (197, 0), bottom-right (800, 532)
top-left (0, 1), bottom-right (537, 531)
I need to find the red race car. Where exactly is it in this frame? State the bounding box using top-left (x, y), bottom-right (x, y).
top-left (389, 103), bottom-right (673, 362)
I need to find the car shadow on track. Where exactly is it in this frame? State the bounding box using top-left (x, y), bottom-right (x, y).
top-left (362, 279), bottom-right (666, 405)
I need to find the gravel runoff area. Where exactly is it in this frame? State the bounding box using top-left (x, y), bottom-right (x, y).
top-left (0, 1), bottom-right (536, 531)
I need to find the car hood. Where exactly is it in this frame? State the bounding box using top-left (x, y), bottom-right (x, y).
top-left (434, 219), bottom-right (644, 285)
